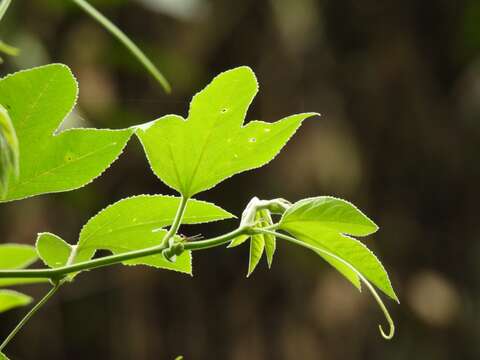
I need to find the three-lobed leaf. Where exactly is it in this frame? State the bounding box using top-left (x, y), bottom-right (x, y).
top-left (0, 64), bottom-right (133, 202)
top-left (281, 196), bottom-right (378, 236)
top-left (36, 195), bottom-right (235, 275)
top-left (36, 233), bottom-right (72, 269)
top-left (279, 197), bottom-right (397, 301)
top-left (136, 67), bottom-right (318, 198)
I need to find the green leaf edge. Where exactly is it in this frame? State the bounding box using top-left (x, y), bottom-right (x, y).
top-left (0, 63), bottom-right (134, 203)
top-left (281, 196), bottom-right (379, 237)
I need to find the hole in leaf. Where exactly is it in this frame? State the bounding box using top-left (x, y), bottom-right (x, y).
top-left (221, 108), bottom-right (228, 113)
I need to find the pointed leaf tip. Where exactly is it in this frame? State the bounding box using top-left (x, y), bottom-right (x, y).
top-left (136, 68), bottom-right (316, 197)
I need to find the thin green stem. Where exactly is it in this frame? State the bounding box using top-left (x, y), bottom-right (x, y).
top-left (183, 227), bottom-right (246, 251)
top-left (258, 229), bottom-right (395, 340)
top-left (71, 0), bottom-right (171, 93)
top-left (0, 227), bottom-right (247, 280)
top-left (161, 196), bottom-right (188, 248)
top-left (0, 282), bottom-right (61, 352)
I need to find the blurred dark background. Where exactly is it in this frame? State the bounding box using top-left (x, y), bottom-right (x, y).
top-left (1, 0), bottom-right (479, 359)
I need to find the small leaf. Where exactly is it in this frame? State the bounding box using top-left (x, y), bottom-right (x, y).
top-left (56, 195), bottom-right (235, 275)
top-left (0, 244), bottom-right (44, 287)
top-left (0, 64), bottom-right (133, 202)
top-left (0, 244), bottom-right (37, 269)
top-left (281, 196), bottom-right (378, 237)
top-left (0, 289), bottom-right (32, 314)
top-left (36, 233), bottom-right (72, 269)
top-left (228, 234), bottom-right (249, 248)
top-left (0, 104), bottom-right (18, 197)
top-left (247, 233), bottom-right (264, 277)
top-left (0, 351), bottom-right (10, 359)
top-left (136, 67), bottom-right (318, 197)
top-left (260, 210), bottom-right (276, 268)
top-left (280, 197), bottom-right (396, 300)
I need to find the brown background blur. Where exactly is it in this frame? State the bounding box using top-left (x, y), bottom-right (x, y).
top-left (1, 0), bottom-right (479, 359)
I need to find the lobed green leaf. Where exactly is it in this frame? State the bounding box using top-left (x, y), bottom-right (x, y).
top-left (229, 209), bottom-right (276, 276)
top-left (0, 64), bottom-right (133, 202)
top-left (36, 233), bottom-right (72, 269)
top-left (136, 67), bottom-right (318, 197)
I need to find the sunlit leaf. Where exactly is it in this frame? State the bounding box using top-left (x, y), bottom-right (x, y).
top-left (136, 67), bottom-right (318, 197)
top-left (37, 195), bottom-right (234, 275)
top-left (281, 196), bottom-right (378, 237)
top-left (0, 289), bottom-right (32, 314)
top-left (0, 244), bottom-right (37, 269)
top-left (36, 233), bottom-right (72, 269)
top-left (280, 197), bottom-right (397, 301)
top-left (0, 64), bottom-right (133, 202)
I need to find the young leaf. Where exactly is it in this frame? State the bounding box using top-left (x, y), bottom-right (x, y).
top-left (36, 233), bottom-right (72, 269)
top-left (260, 209), bottom-right (276, 268)
top-left (37, 196), bottom-right (234, 275)
top-left (281, 196), bottom-right (378, 237)
top-left (0, 289), bottom-right (32, 314)
top-left (229, 209), bottom-right (276, 275)
top-left (0, 351), bottom-right (9, 359)
top-left (0, 64), bottom-right (133, 202)
top-left (136, 67), bottom-right (318, 197)
top-left (248, 234), bottom-right (264, 277)
top-left (0, 104), bottom-right (18, 197)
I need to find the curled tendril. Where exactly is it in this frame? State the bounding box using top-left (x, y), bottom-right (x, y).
top-left (259, 229), bottom-right (396, 340)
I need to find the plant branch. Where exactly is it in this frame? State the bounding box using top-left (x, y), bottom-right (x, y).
top-left (71, 0), bottom-right (171, 93)
top-left (0, 227), bottom-right (247, 280)
top-left (258, 228), bottom-right (395, 340)
top-left (0, 282), bottom-right (61, 352)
